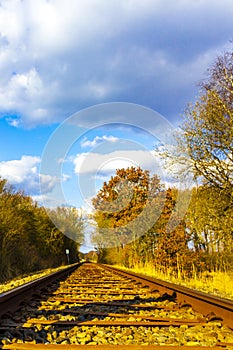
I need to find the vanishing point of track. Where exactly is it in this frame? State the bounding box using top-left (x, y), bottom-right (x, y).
top-left (0, 262), bottom-right (233, 349)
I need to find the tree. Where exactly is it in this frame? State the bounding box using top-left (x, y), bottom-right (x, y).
top-left (0, 177), bottom-right (85, 282)
top-left (92, 167), bottom-right (164, 252)
top-left (154, 49), bottom-right (233, 273)
top-left (47, 206), bottom-right (85, 263)
top-left (181, 49), bottom-right (233, 195)
top-left (154, 188), bottom-right (192, 275)
top-left (186, 185), bottom-right (233, 271)
top-left (48, 206), bottom-right (84, 247)
top-left (0, 188), bottom-right (38, 279)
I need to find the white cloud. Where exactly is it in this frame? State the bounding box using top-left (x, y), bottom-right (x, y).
top-left (0, 0), bottom-right (233, 126)
top-left (81, 135), bottom-right (119, 148)
top-left (39, 173), bottom-right (58, 194)
top-left (73, 147), bottom-right (195, 191)
top-left (73, 150), bottom-right (163, 177)
top-left (0, 155), bottom-right (65, 196)
top-left (0, 68), bottom-right (43, 109)
top-left (0, 156), bottom-right (40, 184)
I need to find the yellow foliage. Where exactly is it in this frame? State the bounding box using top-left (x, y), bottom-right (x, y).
top-left (115, 263), bottom-right (233, 300)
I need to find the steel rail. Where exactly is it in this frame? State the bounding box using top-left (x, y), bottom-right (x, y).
top-left (0, 262), bottom-right (233, 349)
top-left (0, 263), bottom-right (82, 318)
top-left (101, 264), bottom-right (233, 329)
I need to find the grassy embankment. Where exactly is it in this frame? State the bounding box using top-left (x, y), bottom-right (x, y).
top-left (0, 265), bottom-right (68, 294)
top-left (115, 263), bottom-right (233, 300)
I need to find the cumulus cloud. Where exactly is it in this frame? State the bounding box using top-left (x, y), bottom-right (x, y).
top-left (0, 155), bottom-right (40, 185)
top-left (0, 0), bottom-right (232, 126)
top-left (73, 150), bottom-right (165, 179)
top-left (0, 155), bottom-right (64, 196)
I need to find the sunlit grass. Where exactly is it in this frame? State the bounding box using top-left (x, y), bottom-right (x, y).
top-left (114, 263), bottom-right (233, 300)
top-left (0, 265), bottom-right (68, 294)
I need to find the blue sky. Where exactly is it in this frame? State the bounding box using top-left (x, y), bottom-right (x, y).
top-left (0, 0), bottom-right (233, 251)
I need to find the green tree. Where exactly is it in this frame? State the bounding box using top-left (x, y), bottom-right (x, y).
top-left (181, 49), bottom-right (233, 195)
top-left (0, 177), bottom-right (85, 281)
top-left (186, 185), bottom-right (233, 271)
top-left (155, 49), bottom-right (233, 272)
top-left (48, 206), bottom-right (84, 242)
top-left (0, 188), bottom-right (39, 279)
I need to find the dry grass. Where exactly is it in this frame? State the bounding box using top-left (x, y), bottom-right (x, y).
top-left (0, 265), bottom-right (68, 294)
top-left (115, 263), bottom-right (233, 300)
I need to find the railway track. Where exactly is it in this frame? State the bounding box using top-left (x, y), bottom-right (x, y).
top-left (0, 262), bottom-right (233, 349)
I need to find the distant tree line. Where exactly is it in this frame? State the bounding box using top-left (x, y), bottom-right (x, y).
top-left (91, 48), bottom-right (233, 275)
top-left (0, 178), bottom-right (84, 282)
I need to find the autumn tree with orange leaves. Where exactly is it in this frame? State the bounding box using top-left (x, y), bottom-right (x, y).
top-left (91, 167), bottom-right (164, 262)
top-left (91, 167), bottom-right (193, 272)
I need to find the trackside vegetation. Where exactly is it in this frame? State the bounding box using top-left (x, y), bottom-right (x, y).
top-left (0, 178), bottom-right (84, 282)
top-left (91, 48), bottom-right (233, 280)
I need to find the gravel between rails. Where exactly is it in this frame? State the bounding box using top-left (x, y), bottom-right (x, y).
top-left (1, 263), bottom-right (233, 348)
